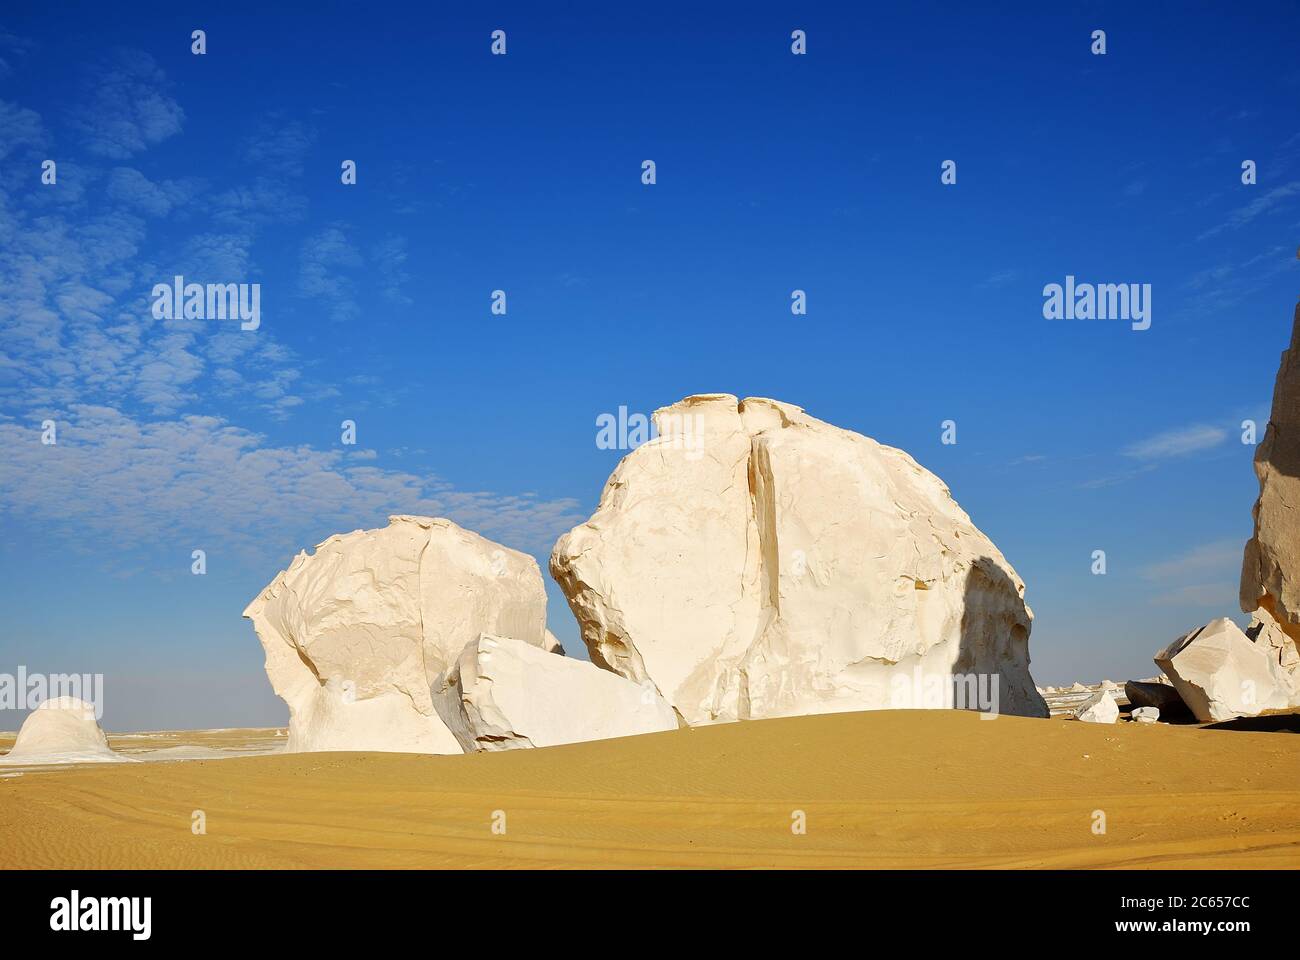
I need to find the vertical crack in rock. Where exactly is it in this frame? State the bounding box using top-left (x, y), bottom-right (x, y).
top-left (748, 435), bottom-right (781, 615)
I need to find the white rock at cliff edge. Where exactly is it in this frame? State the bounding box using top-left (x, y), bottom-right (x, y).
top-left (1240, 303), bottom-right (1300, 699)
top-left (550, 394), bottom-right (1049, 724)
top-left (244, 515), bottom-right (549, 753)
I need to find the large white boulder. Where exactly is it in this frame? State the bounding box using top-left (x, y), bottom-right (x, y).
top-left (550, 394), bottom-right (1048, 724)
top-left (434, 634), bottom-right (679, 752)
top-left (1, 697), bottom-right (124, 764)
top-left (243, 515), bottom-right (549, 753)
top-left (1241, 305), bottom-right (1300, 703)
top-left (1155, 618), bottom-right (1295, 722)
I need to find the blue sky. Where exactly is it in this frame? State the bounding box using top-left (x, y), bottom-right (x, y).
top-left (1, 2), bottom-right (1298, 729)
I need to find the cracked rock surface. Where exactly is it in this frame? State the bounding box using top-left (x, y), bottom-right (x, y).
top-left (244, 515), bottom-right (548, 753)
top-left (551, 394), bottom-right (1049, 723)
top-left (1156, 618), bottom-right (1296, 722)
top-left (1241, 303), bottom-right (1300, 693)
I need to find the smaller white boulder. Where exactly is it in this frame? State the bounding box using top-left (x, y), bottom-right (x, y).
top-left (1, 698), bottom-right (125, 765)
top-left (434, 634), bottom-right (679, 752)
top-left (1069, 682), bottom-right (1088, 692)
top-left (1131, 706), bottom-right (1160, 724)
top-left (1074, 690), bottom-right (1119, 724)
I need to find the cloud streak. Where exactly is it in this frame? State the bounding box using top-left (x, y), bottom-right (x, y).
top-left (1123, 424), bottom-right (1229, 461)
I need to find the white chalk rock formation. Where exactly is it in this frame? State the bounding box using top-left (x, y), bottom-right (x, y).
top-left (434, 634), bottom-right (678, 752)
top-left (1155, 618), bottom-right (1295, 723)
top-left (1, 697), bottom-right (124, 764)
top-left (1074, 690), bottom-right (1119, 724)
top-left (244, 515), bottom-right (549, 754)
top-left (1131, 706), bottom-right (1160, 724)
top-left (551, 394), bottom-right (1049, 724)
top-left (1241, 304), bottom-right (1300, 690)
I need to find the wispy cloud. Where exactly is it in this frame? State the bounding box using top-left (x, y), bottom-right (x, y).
top-left (106, 168), bottom-right (199, 218)
top-left (299, 224), bottom-right (363, 322)
top-left (0, 407), bottom-right (586, 568)
top-left (1140, 539), bottom-right (1242, 581)
top-left (375, 235), bottom-right (412, 306)
top-left (1149, 582), bottom-right (1238, 609)
top-left (67, 49), bottom-right (184, 158)
top-left (1141, 540), bottom-right (1243, 611)
top-left (1197, 180), bottom-right (1300, 240)
top-left (0, 99), bottom-right (47, 160)
top-left (1123, 424), bottom-right (1229, 461)
top-left (977, 269), bottom-right (1019, 290)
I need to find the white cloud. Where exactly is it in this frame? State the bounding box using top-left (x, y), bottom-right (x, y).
top-left (1123, 424), bottom-right (1228, 461)
top-left (1198, 181), bottom-right (1300, 240)
top-left (0, 99), bottom-right (47, 160)
top-left (1141, 539), bottom-right (1242, 581)
top-left (1149, 582), bottom-right (1237, 608)
top-left (67, 49), bottom-right (184, 158)
top-left (299, 224), bottom-right (363, 322)
top-left (106, 167), bottom-right (198, 217)
top-left (0, 407), bottom-right (585, 568)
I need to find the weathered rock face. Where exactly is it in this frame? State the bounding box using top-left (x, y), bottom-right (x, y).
top-left (1241, 304), bottom-right (1300, 682)
top-left (1, 697), bottom-right (123, 764)
top-left (244, 515), bottom-right (549, 754)
top-left (1155, 618), bottom-right (1295, 723)
top-left (434, 634), bottom-right (679, 752)
top-left (551, 394), bottom-right (1049, 724)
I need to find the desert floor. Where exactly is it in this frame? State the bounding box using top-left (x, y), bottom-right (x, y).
top-left (0, 710), bottom-right (1297, 869)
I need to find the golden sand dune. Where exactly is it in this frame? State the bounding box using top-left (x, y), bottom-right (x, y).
top-left (0, 710), bottom-right (1296, 869)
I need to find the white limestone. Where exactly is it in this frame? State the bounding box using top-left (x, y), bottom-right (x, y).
top-left (1074, 690), bottom-right (1119, 724)
top-left (1, 697), bottom-right (125, 765)
top-left (1241, 304), bottom-right (1300, 688)
top-left (244, 515), bottom-right (549, 753)
top-left (434, 634), bottom-right (679, 752)
top-left (1155, 618), bottom-right (1294, 723)
top-left (551, 394), bottom-right (1049, 725)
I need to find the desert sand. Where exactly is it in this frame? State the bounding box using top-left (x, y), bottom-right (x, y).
top-left (1, 710), bottom-right (1296, 869)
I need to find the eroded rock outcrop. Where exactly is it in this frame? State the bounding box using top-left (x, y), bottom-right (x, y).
top-left (1241, 304), bottom-right (1300, 688)
top-left (434, 634), bottom-right (678, 752)
top-left (244, 515), bottom-right (549, 753)
top-left (551, 394), bottom-right (1049, 724)
top-left (1, 697), bottom-right (124, 764)
top-left (1155, 618), bottom-right (1295, 722)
